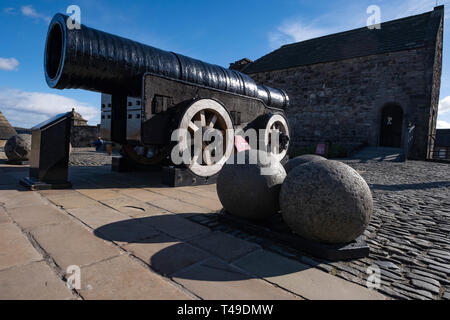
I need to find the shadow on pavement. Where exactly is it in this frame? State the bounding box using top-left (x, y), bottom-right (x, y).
top-left (0, 164), bottom-right (173, 190)
top-left (93, 214), bottom-right (315, 281)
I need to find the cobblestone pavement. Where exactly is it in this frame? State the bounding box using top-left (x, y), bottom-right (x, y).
top-left (341, 160), bottom-right (450, 300)
top-left (192, 159), bottom-right (450, 300)
top-left (69, 148), bottom-right (115, 167)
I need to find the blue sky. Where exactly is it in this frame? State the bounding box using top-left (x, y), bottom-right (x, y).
top-left (1, 0), bottom-right (450, 128)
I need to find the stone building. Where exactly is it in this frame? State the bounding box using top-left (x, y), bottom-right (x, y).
top-left (70, 108), bottom-right (99, 147)
top-left (238, 6), bottom-right (444, 160)
top-left (0, 111), bottom-right (17, 147)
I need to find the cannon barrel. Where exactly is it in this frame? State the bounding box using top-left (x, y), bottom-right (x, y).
top-left (44, 14), bottom-right (289, 108)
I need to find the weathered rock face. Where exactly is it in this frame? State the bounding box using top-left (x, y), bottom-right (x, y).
top-left (5, 134), bottom-right (31, 162)
top-left (284, 154), bottom-right (326, 173)
top-left (217, 150), bottom-right (286, 220)
top-left (249, 25), bottom-right (443, 160)
top-left (280, 160), bottom-right (373, 244)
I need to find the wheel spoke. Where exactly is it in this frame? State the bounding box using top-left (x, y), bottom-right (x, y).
top-left (189, 121), bottom-right (200, 132)
top-left (199, 111), bottom-right (206, 127)
top-left (208, 115), bottom-right (217, 128)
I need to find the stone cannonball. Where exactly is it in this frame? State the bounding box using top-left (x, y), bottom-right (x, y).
top-left (284, 154), bottom-right (326, 173)
top-left (217, 150), bottom-right (286, 220)
top-left (5, 134), bottom-right (31, 162)
top-left (280, 160), bottom-right (373, 244)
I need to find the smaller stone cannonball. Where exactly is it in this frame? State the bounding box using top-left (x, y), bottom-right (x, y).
top-left (284, 154), bottom-right (326, 173)
top-left (217, 150), bottom-right (286, 220)
top-left (5, 134), bottom-right (31, 162)
top-left (280, 160), bottom-right (373, 244)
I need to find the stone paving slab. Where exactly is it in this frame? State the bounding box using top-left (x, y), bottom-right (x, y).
top-left (94, 218), bottom-right (160, 246)
top-left (233, 249), bottom-right (387, 300)
top-left (0, 223), bottom-right (42, 270)
top-left (123, 234), bottom-right (211, 276)
top-left (176, 186), bottom-right (221, 201)
top-left (29, 221), bottom-right (120, 270)
top-left (8, 204), bottom-right (72, 230)
top-left (145, 197), bottom-right (211, 215)
top-left (100, 196), bottom-right (168, 217)
top-left (146, 188), bottom-right (222, 211)
top-left (75, 188), bottom-right (121, 201)
top-left (38, 189), bottom-right (79, 197)
top-left (119, 188), bottom-right (171, 202)
top-left (189, 231), bottom-right (261, 262)
top-left (172, 258), bottom-right (301, 300)
top-left (67, 206), bottom-right (129, 229)
top-left (140, 215), bottom-right (211, 241)
top-left (77, 255), bottom-right (192, 300)
top-left (46, 193), bottom-right (102, 210)
top-left (0, 206), bottom-right (11, 224)
top-left (2, 191), bottom-right (48, 209)
top-left (0, 261), bottom-right (75, 300)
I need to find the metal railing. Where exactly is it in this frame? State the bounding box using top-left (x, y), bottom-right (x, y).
top-left (431, 146), bottom-right (450, 160)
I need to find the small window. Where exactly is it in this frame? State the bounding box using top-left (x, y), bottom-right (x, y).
top-left (136, 114), bottom-right (140, 119)
top-left (107, 115), bottom-right (111, 119)
top-left (101, 115), bottom-right (105, 119)
top-left (128, 114), bottom-right (132, 119)
top-left (108, 103), bottom-right (112, 108)
top-left (101, 104), bottom-right (105, 108)
top-left (136, 100), bottom-right (141, 106)
top-left (128, 102), bottom-right (133, 107)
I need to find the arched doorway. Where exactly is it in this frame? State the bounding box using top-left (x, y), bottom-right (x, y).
top-left (380, 103), bottom-right (403, 148)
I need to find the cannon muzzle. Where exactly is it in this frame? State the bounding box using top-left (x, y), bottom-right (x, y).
top-left (44, 13), bottom-right (289, 108)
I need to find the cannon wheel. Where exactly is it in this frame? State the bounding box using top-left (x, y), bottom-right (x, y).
top-left (175, 98), bottom-right (234, 178)
top-left (263, 113), bottom-right (290, 162)
top-left (247, 113), bottom-right (290, 162)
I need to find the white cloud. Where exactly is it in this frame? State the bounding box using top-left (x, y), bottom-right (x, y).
top-left (0, 88), bottom-right (99, 128)
top-left (394, 0), bottom-right (436, 19)
top-left (269, 19), bottom-right (331, 49)
top-left (268, 0), bottom-right (441, 50)
top-left (20, 5), bottom-right (50, 24)
top-left (0, 57), bottom-right (19, 71)
top-left (437, 120), bottom-right (450, 129)
top-left (438, 96), bottom-right (450, 115)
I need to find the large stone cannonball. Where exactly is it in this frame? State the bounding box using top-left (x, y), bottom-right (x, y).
top-left (280, 160), bottom-right (373, 244)
top-left (217, 150), bottom-right (286, 220)
top-left (284, 154), bottom-right (326, 173)
top-left (5, 134), bottom-right (31, 162)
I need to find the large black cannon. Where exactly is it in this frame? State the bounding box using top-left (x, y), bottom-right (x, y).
top-left (44, 13), bottom-right (291, 178)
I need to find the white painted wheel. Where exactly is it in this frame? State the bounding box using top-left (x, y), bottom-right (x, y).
top-left (262, 114), bottom-right (290, 162)
top-left (176, 99), bottom-right (234, 177)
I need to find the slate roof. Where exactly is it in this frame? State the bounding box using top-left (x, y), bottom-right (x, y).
top-left (243, 6), bottom-right (444, 74)
top-left (0, 111), bottom-right (17, 140)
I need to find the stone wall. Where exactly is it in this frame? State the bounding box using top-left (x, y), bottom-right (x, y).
top-left (71, 125), bottom-right (99, 147)
top-left (249, 36), bottom-right (442, 159)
